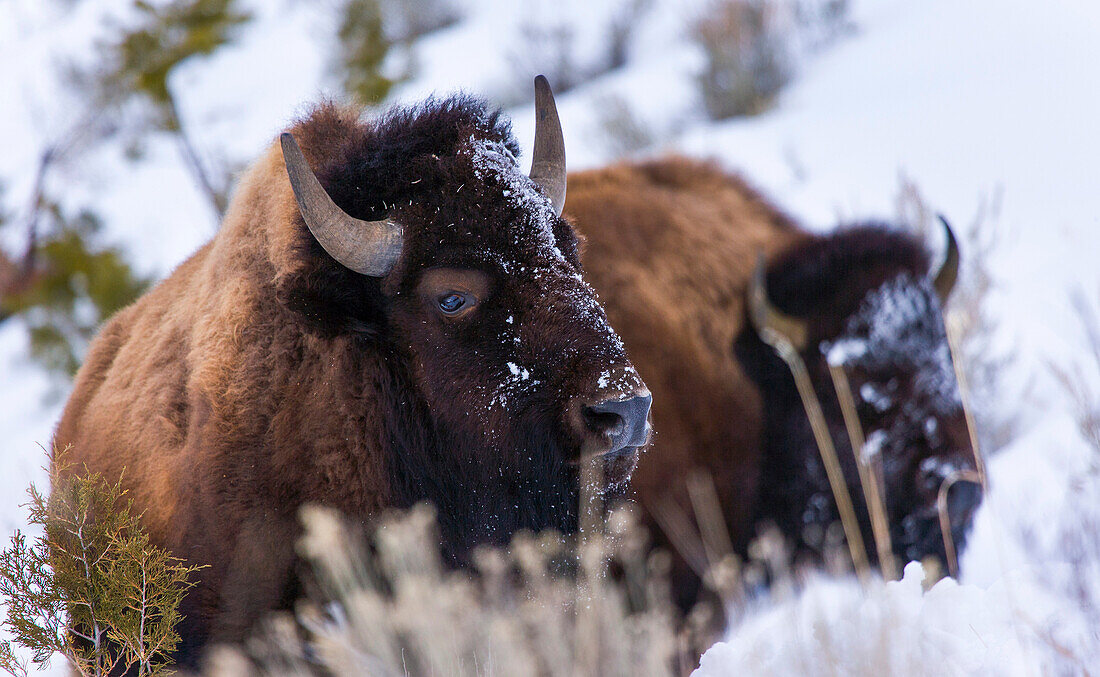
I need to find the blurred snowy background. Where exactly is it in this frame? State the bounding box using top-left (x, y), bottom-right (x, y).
top-left (1, 0), bottom-right (1098, 673)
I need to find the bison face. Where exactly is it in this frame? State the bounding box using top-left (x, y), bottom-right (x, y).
top-left (279, 80), bottom-right (650, 560)
top-left (396, 257), bottom-right (650, 476)
top-left (821, 272), bottom-right (981, 567)
top-left (384, 138), bottom-right (652, 491)
top-left (378, 141), bottom-right (650, 559)
top-left (742, 224), bottom-right (981, 576)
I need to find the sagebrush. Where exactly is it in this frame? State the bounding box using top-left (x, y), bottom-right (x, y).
top-left (0, 457), bottom-right (201, 677)
top-left (211, 503), bottom-right (682, 676)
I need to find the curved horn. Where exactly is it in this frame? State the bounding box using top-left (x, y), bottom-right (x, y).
top-left (280, 133), bottom-right (403, 277)
top-left (930, 215), bottom-right (960, 302)
top-left (529, 75), bottom-right (567, 217)
top-left (749, 252), bottom-right (810, 353)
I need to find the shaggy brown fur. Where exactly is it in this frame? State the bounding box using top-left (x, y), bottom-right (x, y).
top-left (567, 157), bottom-right (980, 612)
top-left (54, 97), bottom-right (647, 670)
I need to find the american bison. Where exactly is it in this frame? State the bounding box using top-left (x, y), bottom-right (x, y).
top-left (53, 78), bottom-right (651, 669)
top-left (566, 157), bottom-right (982, 610)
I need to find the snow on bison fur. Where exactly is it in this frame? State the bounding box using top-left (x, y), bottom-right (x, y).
top-left (567, 157), bottom-right (982, 611)
top-left (53, 78), bottom-right (651, 669)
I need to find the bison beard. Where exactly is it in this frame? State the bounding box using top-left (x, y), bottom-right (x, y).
top-left (53, 86), bottom-right (650, 672)
top-left (389, 404), bottom-right (580, 564)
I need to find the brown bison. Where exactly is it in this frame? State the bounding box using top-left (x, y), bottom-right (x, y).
top-left (566, 157), bottom-right (982, 611)
top-left (53, 78), bottom-right (651, 669)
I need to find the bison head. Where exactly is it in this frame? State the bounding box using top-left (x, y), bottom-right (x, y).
top-left (276, 78), bottom-right (650, 562)
top-left (737, 222), bottom-right (981, 575)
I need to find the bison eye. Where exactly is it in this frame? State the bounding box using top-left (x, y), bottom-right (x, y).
top-left (437, 292), bottom-right (469, 315)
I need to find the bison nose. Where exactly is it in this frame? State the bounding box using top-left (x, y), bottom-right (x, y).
top-left (580, 392), bottom-right (652, 455)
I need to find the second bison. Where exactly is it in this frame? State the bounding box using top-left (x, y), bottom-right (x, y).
top-left (567, 157), bottom-right (982, 610)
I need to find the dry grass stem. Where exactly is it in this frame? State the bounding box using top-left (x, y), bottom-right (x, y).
top-left (766, 337), bottom-right (870, 582)
top-left (827, 362), bottom-right (898, 580)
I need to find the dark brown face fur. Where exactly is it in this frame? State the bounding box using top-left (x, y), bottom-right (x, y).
top-left (284, 99), bottom-right (648, 561)
top-left (736, 226), bottom-right (981, 570)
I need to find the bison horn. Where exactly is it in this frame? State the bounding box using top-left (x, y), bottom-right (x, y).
top-left (280, 132), bottom-right (403, 277)
top-left (749, 252), bottom-right (810, 353)
top-left (529, 75), bottom-right (567, 217)
top-left (930, 215), bottom-right (959, 302)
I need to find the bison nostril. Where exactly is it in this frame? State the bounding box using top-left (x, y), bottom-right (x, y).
top-left (583, 408), bottom-right (625, 438)
top-left (581, 392), bottom-right (653, 454)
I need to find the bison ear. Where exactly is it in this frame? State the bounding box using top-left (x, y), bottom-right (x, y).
top-left (280, 133), bottom-right (404, 277)
top-left (529, 75), bottom-right (566, 217)
top-left (930, 215), bottom-right (959, 303)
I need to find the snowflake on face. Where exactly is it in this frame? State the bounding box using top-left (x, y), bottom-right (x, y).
top-left (824, 273), bottom-right (961, 415)
top-left (465, 136), bottom-right (562, 260)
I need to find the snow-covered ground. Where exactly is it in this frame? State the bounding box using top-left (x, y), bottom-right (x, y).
top-left (1, 0), bottom-right (1098, 673)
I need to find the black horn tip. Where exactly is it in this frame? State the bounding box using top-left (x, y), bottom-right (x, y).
top-left (931, 214), bottom-right (960, 302)
top-left (533, 75), bottom-right (556, 114)
top-left (936, 214), bottom-right (958, 247)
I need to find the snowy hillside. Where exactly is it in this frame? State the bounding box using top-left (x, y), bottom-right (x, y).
top-left (1, 0), bottom-right (1099, 673)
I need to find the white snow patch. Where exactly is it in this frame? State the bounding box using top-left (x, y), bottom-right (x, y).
top-left (826, 337), bottom-right (868, 365)
top-left (488, 360), bottom-right (540, 411)
top-left (861, 429), bottom-right (887, 463)
top-left (859, 381), bottom-right (893, 413)
top-left (698, 561), bottom-right (1095, 676)
top-left (506, 361), bottom-right (530, 381)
